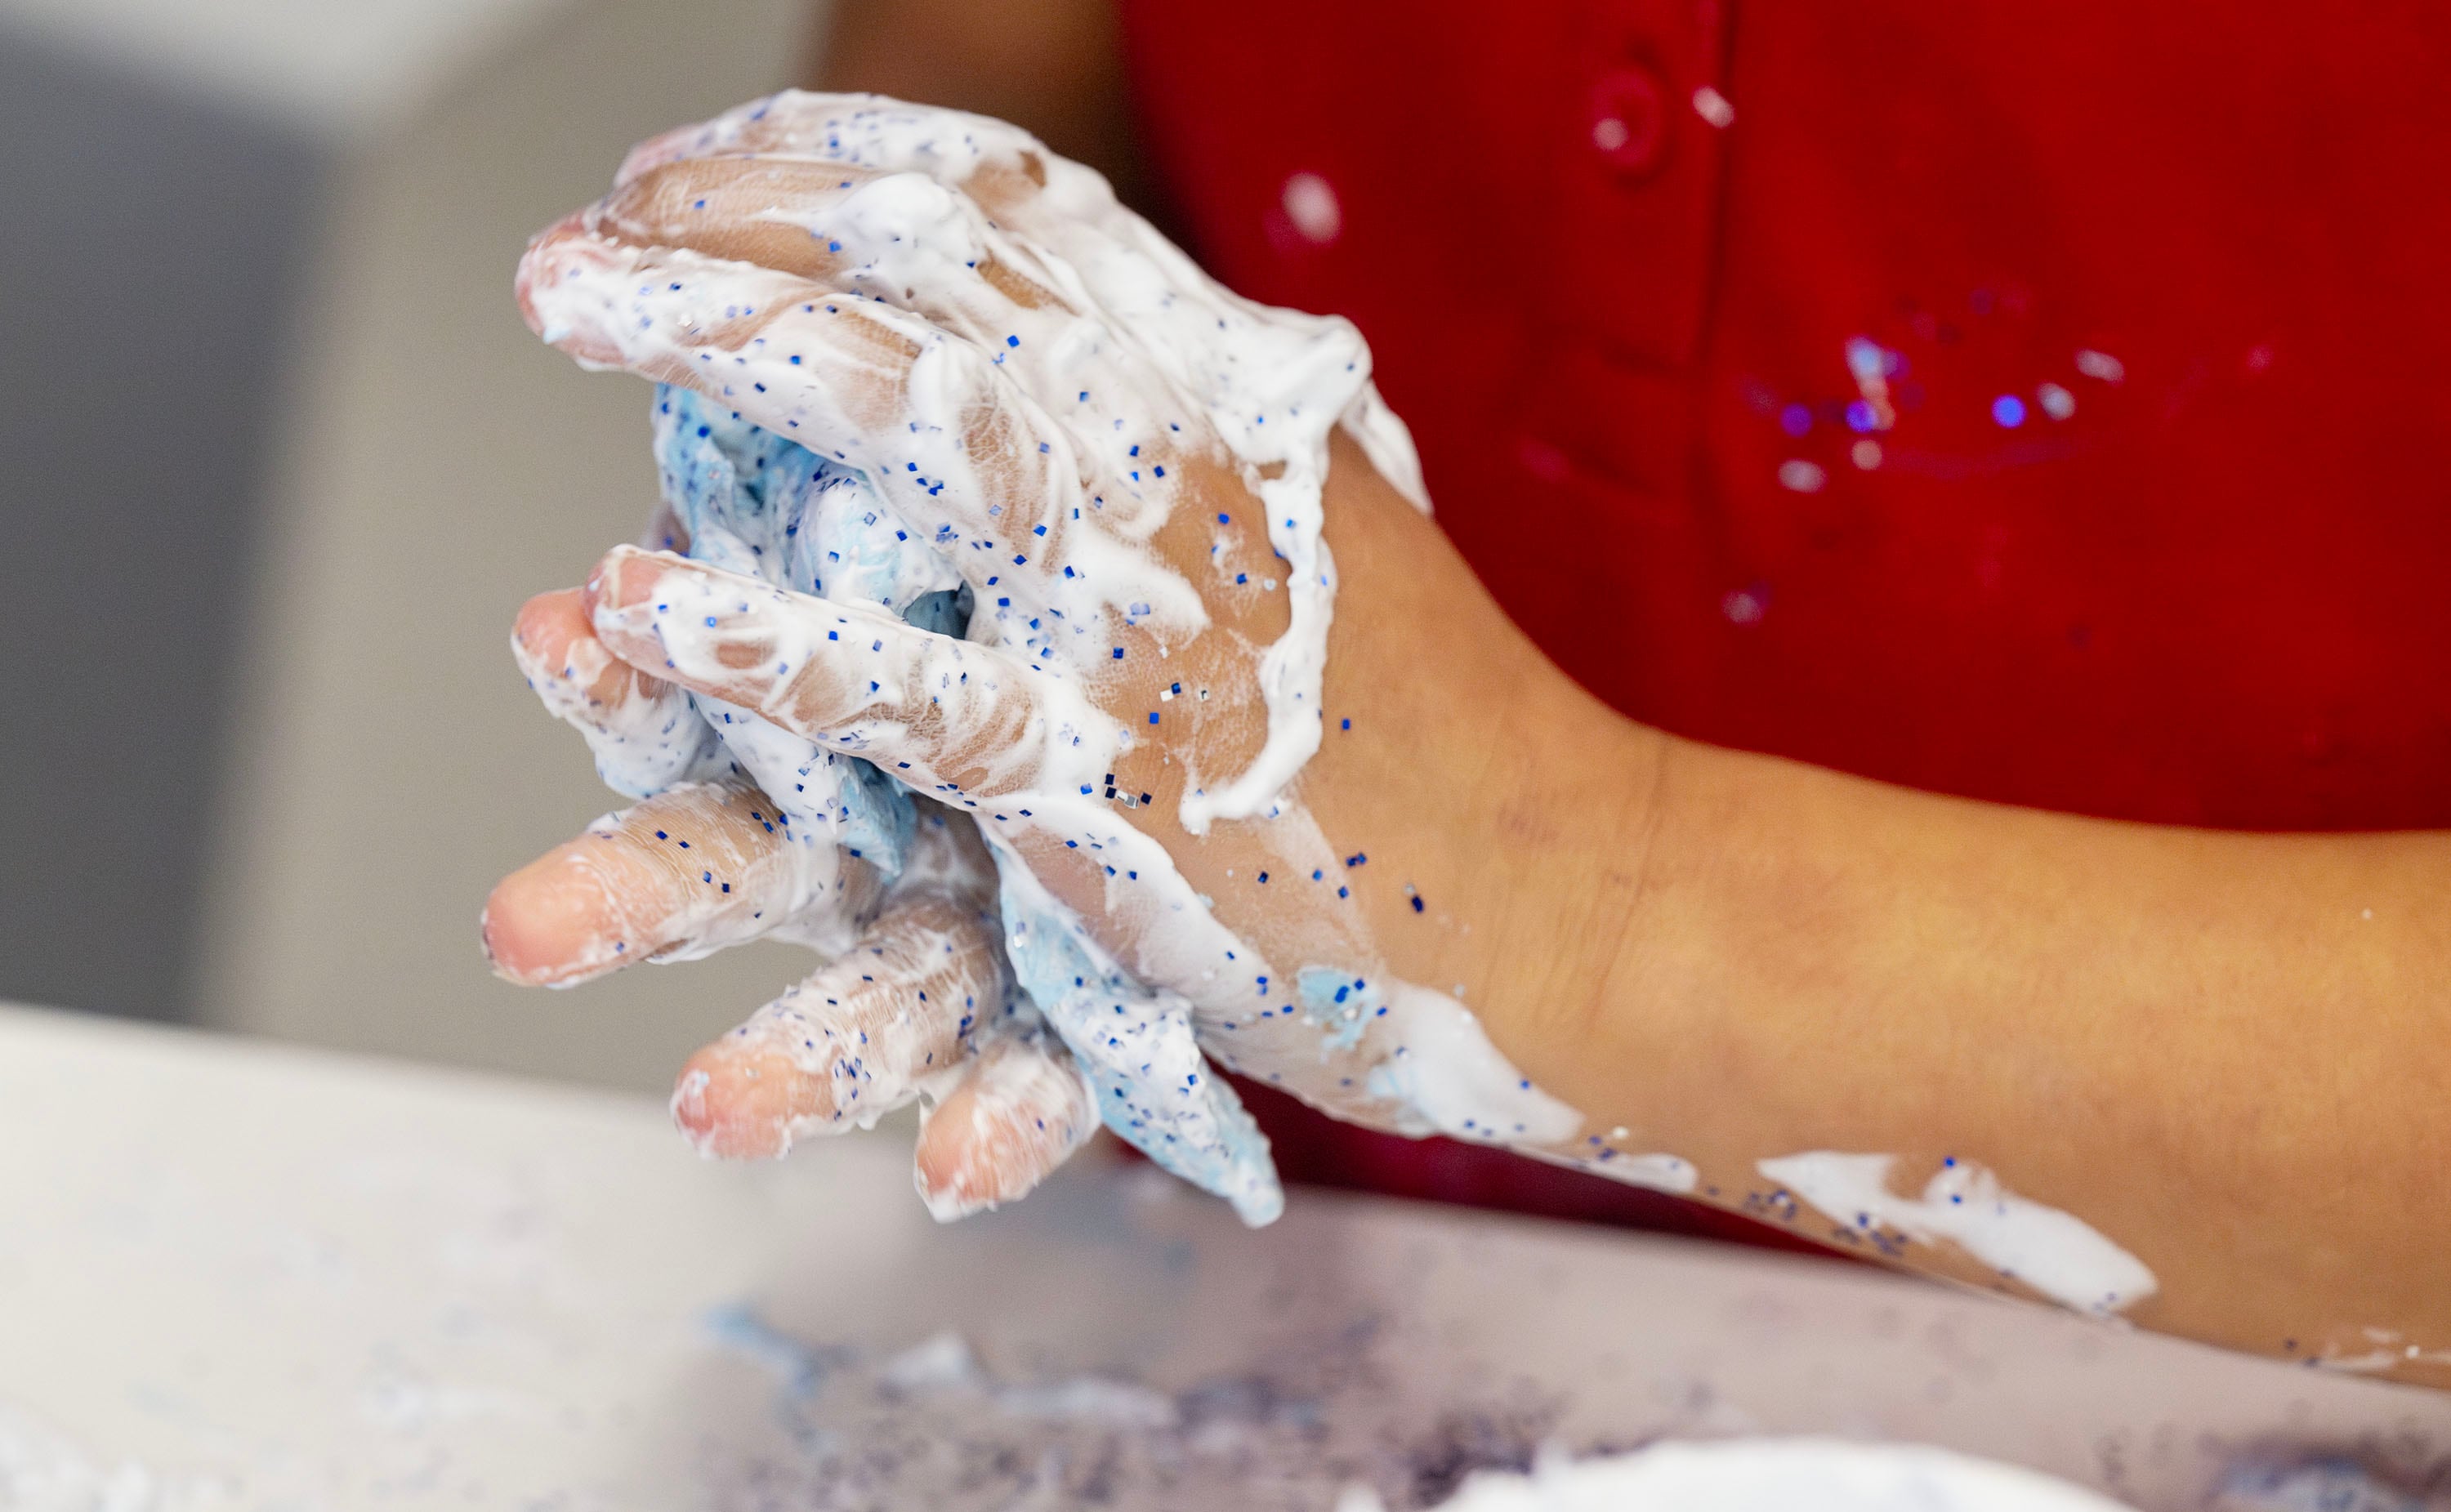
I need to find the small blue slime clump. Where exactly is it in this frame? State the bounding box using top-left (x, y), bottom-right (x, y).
top-left (650, 385), bottom-right (957, 872)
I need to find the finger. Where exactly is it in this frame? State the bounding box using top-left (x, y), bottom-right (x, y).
top-left (609, 92), bottom-right (893, 185)
top-left (669, 890), bottom-right (1009, 1157)
top-left (605, 92), bottom-right (1214, 370)
top-left (592, 156), bottom-right (1069, 331)
top-left (584, 546), bottom-right (1101, 807)
top-left (609, 94), bottom-right (1105, 272)
top-left (517, 223), bottom-right (1105, 583)
top-left (516, 220), bottom-right (854, 395)
top-left (612, 92), bottom-right (991, 181)
top-left (513, 587), bottom-right (664, 727)
top-left (612, 92), bottom-right (1057, 209)
top-left (913, 1031), bottom-right (1097, 1220)
top-left (483, 775), bottom-right (868, 988)
top-left (511, 587), bottom-right (719, 798)
top-left (599, 91), bottom-right (1351, 449)
top-left (594, 157), bottom-right (863, 292)
top-left (597, 100), bottom-right (1177, 461)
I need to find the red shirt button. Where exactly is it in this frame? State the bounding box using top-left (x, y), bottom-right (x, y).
top-left (1588, 65), bottom-right (1669, 176)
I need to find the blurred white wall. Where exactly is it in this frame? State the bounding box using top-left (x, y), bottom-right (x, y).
top-left (0, 23), bottom-right (317, 1023)
top-left (182, 0), bottom-right (826, 1089)
top-left (0, 0), bottom-right (568, 140)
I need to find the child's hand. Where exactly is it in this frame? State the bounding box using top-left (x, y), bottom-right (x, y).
top-left (512, 93), bottom-right (1685, 1220)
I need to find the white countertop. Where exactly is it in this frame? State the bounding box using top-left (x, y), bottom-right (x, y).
top-left (0, 1003), bottom-right (2441, 1509)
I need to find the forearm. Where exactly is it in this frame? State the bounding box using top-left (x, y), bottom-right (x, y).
top-left (1534, 734), bottom-right (2451, 1376)
top-left (1304, 439), bottom-right (2446, 1372)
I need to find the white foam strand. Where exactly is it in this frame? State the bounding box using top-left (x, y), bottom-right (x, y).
top-left (1757, 1152), bottom-right (2157, 1317)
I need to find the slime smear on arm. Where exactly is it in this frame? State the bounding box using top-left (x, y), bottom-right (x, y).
top-left (1757, 1152), bottom-right (2157, 1317)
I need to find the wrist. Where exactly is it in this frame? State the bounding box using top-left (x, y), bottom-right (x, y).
top-left (1516, 737), bottom-right (1904, 1180)
top-left (1305, 450), bottom-right (1688, 1121)
top-left (1468, 699), bottom-right (1679, 1113)
top-left (1471, 722), bottom-right (1797, 1193)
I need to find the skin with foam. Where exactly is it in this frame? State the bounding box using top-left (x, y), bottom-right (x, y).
top-left (1757, 1152), bottom-right (2157, 1318)
top-left (520, 91), bottom-right (1686, 1220)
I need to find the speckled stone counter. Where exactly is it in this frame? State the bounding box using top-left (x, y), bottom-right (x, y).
top-left (0, 1004), bottom-right (2440, 1508)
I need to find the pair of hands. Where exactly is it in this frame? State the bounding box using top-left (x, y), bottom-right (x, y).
top-left (484, 93), bottom-right (1645, 1221)
top-left (472, 90), bottom-right (2451, 1375)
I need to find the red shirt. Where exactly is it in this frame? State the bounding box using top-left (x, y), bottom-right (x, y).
top-left (1115, 2), bottom-right (2451, 1241)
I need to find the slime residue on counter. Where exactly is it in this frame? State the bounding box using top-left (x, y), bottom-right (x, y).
top-left (1359, 1438), bottom-right (2142, 1512)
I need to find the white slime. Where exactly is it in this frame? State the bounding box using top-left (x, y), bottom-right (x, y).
top-left (1756, 1152), bottom-right (2157, 1318)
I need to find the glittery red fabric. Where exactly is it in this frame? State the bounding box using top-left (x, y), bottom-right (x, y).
top-left (1118, 1), bottom-right (2451, 1234)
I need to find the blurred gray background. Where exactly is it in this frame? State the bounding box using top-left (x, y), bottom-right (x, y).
top-left (0, 0), bottom-right (829, 1089)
